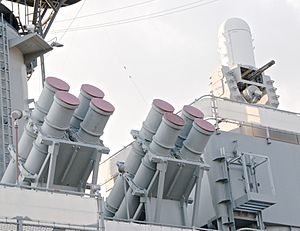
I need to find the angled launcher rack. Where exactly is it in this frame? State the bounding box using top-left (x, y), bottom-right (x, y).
top-left (123, 150), bottom-right (210, 225)
top-left (105, 100), bottom-right (216, 227)
top-left (20, 129), bottom-right (110, 191)
top-left (1, 77), bottom-right (115, 192)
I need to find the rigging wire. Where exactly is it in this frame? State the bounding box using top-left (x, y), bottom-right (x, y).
top-left (124, 66), bottom-right (148, 105)
top-left (51, 0), bottom-right (220, 33)
top-left (55, 0), bottom-right (156, 23)
top-left (58, 0), bottom-right (87, 41)
top-left (31, 0), bottom-right (87, 77)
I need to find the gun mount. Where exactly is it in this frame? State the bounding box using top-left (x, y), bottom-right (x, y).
top-left (210, 18), bottom-right (279, 107)
top-left (242, 60), bottom-right (275, 82)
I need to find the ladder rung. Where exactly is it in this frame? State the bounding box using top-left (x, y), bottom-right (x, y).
top-left (0, 18), bottom-right (12, 158)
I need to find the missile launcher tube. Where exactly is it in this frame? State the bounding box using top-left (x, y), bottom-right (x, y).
top-left (55, 98), bottom-right (114, 187)
top-left (175, 105), bottom-right (204, 149)
top-left (77, 98), bottom-right (114, 144)
top-left (138, 99), bottom-right (174, 141)
top-left (104, 176), bottom-right (125, 217)
top-left (149, 113), bottom-right (185, 157)
top-left (17, 123), bottom-right (38, 161)
top-left (20, 77), bottom-right (70, 157)
top-left (31, 77), bottom-right (70, 123)
top-left (180, 119), bottom-right (215, 161)
top-left (70, 84), bottom-right (105, 129)
top-left (114, 113), bottom-right (185, 219)
top-left (124, 99), bottom-right (174, 175)
top-left (23, 142), bottom-right (49, 175)
top-left (1, 77), bottom-right (70, 184)
top-left (41, 92), bottom-right (80, 138)
top-left (1, 122), bottom-right (37, 183)
top-left (115, 117), bottom-right (215, 220)
top-left (1, 161), bottom-right (16, 183)
top-left (23, 92), bottom-right (79, 178)
top-left (104, 99), bottom-right (174, 217)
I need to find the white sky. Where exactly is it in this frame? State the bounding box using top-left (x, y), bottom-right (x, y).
top-left (14, 0), bottom-right (300, 154)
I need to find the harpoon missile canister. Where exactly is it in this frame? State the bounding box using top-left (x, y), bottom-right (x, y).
top-left (42, 92), bottom-right (80, 138)
top-left (20, 77), bottom-right (70, 154)
top-left (31, 77), bottom-right (70, 123)
top-left (70, 84), bottom-right (105, 129)
top-left (114, 113), bottom-right (185, 219)
top-left (23, 92), bottom-right (79, 179)
top-left (59, 98), bottom-right (114, 187)
top-left (175, 105), bottom-right (204, 149)
top-left (104, 99), bottom-right (174, 217)
top-left (77, 98), bottom-right (114, 144)
top-left (149, 112), bottom-right (185, 157)
top-left (125, 99), bottom-right (174, 175)
top-left (139, 99), bottom-right (175, 141)
top-left (180, 119), bottom-right (215, 161)
top-left (1, 77), bottom-right (70, 184)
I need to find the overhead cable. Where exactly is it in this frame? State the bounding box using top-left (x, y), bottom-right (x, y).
top-left (51, 0), bottom-right (220, 33)
top-left (55, 0), bottom-right (156, 23)
top-left (58, 0), bottom-right (87, 41)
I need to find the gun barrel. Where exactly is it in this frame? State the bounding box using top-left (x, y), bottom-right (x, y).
top-left (247, 60), bottom-right (275, 80)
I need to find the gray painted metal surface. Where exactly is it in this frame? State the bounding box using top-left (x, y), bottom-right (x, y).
top-left (105, 99), bottom-right (174, 217)
top-left (1, 77), bottom-right (70, 183)
top-left (0, 17), bottom-right (13, 180)
top-left (0, 217), bottom-right (218, 231)
top-left (22, 92), bottom-right (79, 182)
top-left (114, 113), bottom-right (185, 219)
top-left (109, 114), bottom-right (215, 228)
top-left (97, 17), bottom-right (300, 224)
top-left (77, 98), bottom-right (114, 144)
top-left (32, 135), bottom-right (109, 190)
top-left (31, 77), bottom-right (70, 123)
top-left (198, 131), bottom-right (300, 229)
top-left (191, 95), bottom-right (300, 135)
top-left (175, 105), bottom-right (204, 150)
top-left (2, 79), bottom-right (115, 190)
top-left (0, 185), bottom-right (99, 226)
top-left (70, 84), bottom-right (104, 129)
top-left (0, 13), bottom-right (299, 231)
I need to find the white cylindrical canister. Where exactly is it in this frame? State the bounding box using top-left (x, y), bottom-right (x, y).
top-left (175, 105), bottom-right (204, 149)
top-left (41, 92), bottom-right (80, 138)
top-left (149, 113), bottom-right (185, 157)
top-left (23, 92), bottom-right (79, 178)
top-left (70, 84), bottom-right (105, 129)
top-left (139, 99), bottom-right (174, 141)
top-left (77, 98), bottom-right (114, 144)
top-left (31, 77), bottom-right (70, 123)
top-left (1, 78), bottom-right (70, 184)
top-left (115, 113), bottom-right (185, 219)
top-left (180, 119), bottom-right (215, 161)
top-left (105, 99), bottom-right (173, 217)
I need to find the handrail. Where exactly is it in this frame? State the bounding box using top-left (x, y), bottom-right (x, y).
top-left (0, 182), bottom-right (98, 197)
top-left (193, 94), bottom-right (300, 116)
top-left (105, 217), bottom-right (217, 231)
top-left (0, 216), bottom-right (218, 231)
top-left (100, 95), bottom-right (300, 185)
top-left (0, 218), bottom-right (98, 231)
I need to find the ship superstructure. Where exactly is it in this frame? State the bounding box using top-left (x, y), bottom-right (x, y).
top-left (99, 18), bottom-right (300, 230)
top-left (0, 1), bottom-right (298, 230)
